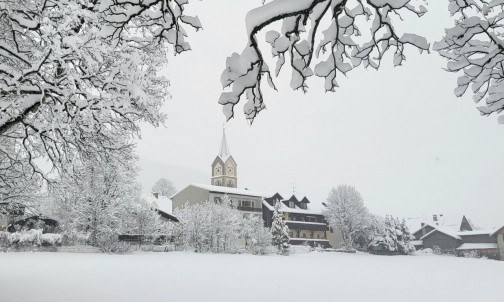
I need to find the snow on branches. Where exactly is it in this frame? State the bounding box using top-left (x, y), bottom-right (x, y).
top-left (0, 0), bottom-right (201, 180)
top-left (434, 0), bottom-right (504, 123)
top-left (271, 200), bottom-right (290, 255)
top-left (219, 0), bottom-right (429, 121)
top-left (323, 184), bottom-right (373, 250)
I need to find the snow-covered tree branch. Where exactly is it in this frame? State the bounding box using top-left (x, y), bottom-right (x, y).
top-left (219, 0), bottom-right (429, 121)
top-left (0, 0), bottom-right (201, 183)
top-left (434, 0), bottom-right (504, 123)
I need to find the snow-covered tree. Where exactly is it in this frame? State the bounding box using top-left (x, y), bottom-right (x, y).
top-left (396, 218), bottom-right (415, 255)
top-left (241, 214), bottom-right (273, 255)
top-left (174, 196), bottom-right (244, 253)
top-left (126, 197), bottom-right (166, 245)
top-left (151, 178), bottom-right (177, 197)
top-left (368, 215), bottom-right (415, 255)
top-left (174, 201), bottom-right (211, 252)
top-left (434, 1), bottom-right (504, 124)
top-left (271, 200), bottom-right (289, 255)
top-left (47, 151), bottom-right (143, 251)
top-left (208, 195), bottom-right (242, 252)
top-left (219, 0), bottom-right (429, 121)
top-left (0, 0), bottom-right (202, 189)
top-left (323, 185), bottom-right (372, 250)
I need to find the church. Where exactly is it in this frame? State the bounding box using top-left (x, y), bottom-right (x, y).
top-left (171, 130), bottom-right (264, 217)
top-left (170, 129), bottom-right (343, 248)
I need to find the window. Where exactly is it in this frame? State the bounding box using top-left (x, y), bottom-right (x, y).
top-left (289, 232), bottom-right (293, 238)
top-left (227, 180), bottom-right (234, 187)
top-left (317, 234), bottom-right (320, 239)
top-left (289, 201), bottom-right (295, 208)
top-left (215, 180), bottom-right (221, 186)
top-left (302, 233), bottom-right (306, 238)
top-left (214, 197), bottom-right (222, 204)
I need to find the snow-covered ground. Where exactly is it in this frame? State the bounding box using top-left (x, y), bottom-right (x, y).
top-left (0, 252), bottom-right (502, 302)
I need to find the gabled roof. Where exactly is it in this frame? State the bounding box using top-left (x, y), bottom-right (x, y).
top-left (490, 225), bottom-right (504, 237)
top-left (459, 215), bottom-right (475, 231)
top-left (300, 197), bottom-right (310, 204)
top-left (172, 184), bottom-right (264, 199)
top-left (266, 193), bottom-right (283, 202)
top-left (420, 228), bottom-right (461, 240)
top-left (456, 230), bottom-right (493, 236)
top-left (288, 195), bottom-right (299, 203)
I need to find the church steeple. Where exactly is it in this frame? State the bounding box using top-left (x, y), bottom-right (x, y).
top-left (219, 128), bottom-right (230, 161)
top-left (211, 128), bottom-right (237, 188)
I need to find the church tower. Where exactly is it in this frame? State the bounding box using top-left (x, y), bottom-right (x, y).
top-left (211, 129), bottom-right (237, 188)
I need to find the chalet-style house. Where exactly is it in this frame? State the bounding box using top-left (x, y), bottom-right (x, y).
top-left (169, 130), bottom-right (344, 248)
top-left (411, 215), bottom-right (504, 260)
top-left (263, 193), bottom-right (342, 248)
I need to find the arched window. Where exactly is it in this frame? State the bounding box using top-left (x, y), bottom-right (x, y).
top-left (215, 180), bottom-right (221, 186)
top-left (227, 180), bottom-right (234, 187)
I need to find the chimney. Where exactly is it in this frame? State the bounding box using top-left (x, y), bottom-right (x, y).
top-left (153, 192), bottom-right (159, 199)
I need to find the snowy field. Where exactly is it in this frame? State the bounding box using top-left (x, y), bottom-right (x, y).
top-left (0, 252), bottom-right (503, 302)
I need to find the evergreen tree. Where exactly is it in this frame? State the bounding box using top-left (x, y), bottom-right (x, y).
top-left (270, 200), bottom-right (290, 255)
top-left (397, 219), bottom-right (416, 255)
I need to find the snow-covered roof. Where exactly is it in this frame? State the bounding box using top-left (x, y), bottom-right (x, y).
top-left (407, 214), bottom-right (486, 236)
top-left (262, 199), bottom-right (323, 215)
top-left (144, 194), bottom-right (173, 214)
top-left (420, 228), bottom-right (461, 240)
top-left (489, 225), bottom-right (504, 237)
top-left (456, 243), bottom-right (498, 250)
top-left (173, 184), bottom-right (265, 198)
top-left (455, 230), bottom-right (493, 236)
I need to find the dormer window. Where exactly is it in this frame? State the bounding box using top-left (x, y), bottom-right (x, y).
top-left (289, 201), bottom-right (295, 208)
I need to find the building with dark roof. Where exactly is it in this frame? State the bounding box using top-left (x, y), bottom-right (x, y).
top-left (411, 216), bottom-right (504, 260)
top-left (262, 193), bottom-right (343, 248)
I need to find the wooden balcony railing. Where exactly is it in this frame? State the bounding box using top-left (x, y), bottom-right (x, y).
top-left (236, 206), bottom-right (262, 212)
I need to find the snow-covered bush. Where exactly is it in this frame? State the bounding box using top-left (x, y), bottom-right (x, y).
top-left (462, 250), bottom-right (480, 259)
top-left (0, 230), bottom-right (62, 251)
top-left (432, 245), bottom-right (443, 255)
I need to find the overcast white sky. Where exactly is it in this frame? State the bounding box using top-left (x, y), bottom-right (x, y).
top-left (135, 1), bottom-right (504, 228)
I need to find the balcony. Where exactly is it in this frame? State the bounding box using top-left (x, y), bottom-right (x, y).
top-left (236, 206), bottom-right (262, 213)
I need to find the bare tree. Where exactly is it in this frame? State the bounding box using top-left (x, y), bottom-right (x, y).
top-left (434, 0), bottom-right (504, 123)
top-left (323, 184), bottom-right (372, 250)
top-left (151, 178), bottom-right (177, 197)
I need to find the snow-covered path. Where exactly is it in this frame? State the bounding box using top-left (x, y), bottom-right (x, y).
top-left (0, 252), bottom-right (502, 302)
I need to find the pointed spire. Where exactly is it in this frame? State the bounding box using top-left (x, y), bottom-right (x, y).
top-left (219, 126), bottom-right (230, 160)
